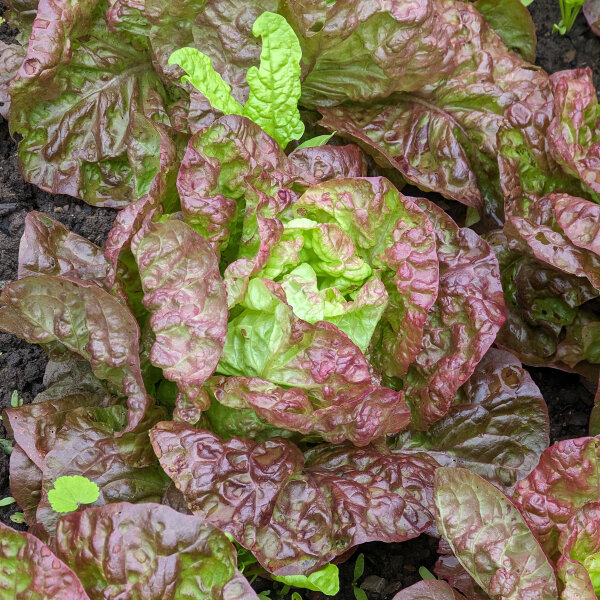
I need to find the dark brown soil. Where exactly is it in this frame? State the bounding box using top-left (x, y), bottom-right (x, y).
top-left (0, 0), bottom-right (598, 597)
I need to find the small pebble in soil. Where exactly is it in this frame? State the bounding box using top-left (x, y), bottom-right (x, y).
top-left (360, 575), bottom-right (387, 599)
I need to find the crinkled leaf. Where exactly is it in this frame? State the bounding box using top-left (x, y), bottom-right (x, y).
top-left (19, 211), bottom-right (125, 300)
top-left (474, 0), bottom-right (536, 62)
top-left (393, 348), bottom-right (549, 490)
top-left (288, 144), bottom-right (367, 184)
top-left (2, 392), bottom-right (108, 470)
top-left (0, 520), bottom-right (90, 599)
top-left (177, 115), bottom-right (298, 254)
top-left (434, 467), bottom-right (558, 600)
top-left (272, 564), bottom-right (339, 595)
top-left (552, 193), bottom-right (600, 256)
top-left (104, 115), bottom-right (180, 281)
top-left (391, 579), bottom-right (463, 600)
top-left (205, 374), bottom-right (410, 446)
top-left (260, 217), bottom-right (373, 294)
top-left (315, 1), bottom-right (552, 220)
top-left (55, 502), bottom-right (260, 600)
top-left (0, 40), bottom-right (25, 119)
top-left (287, 0), bottom-right (457, 106)
top-left (34, 404), bottom-right (169, 534)
top-left (288, 177), bottom-right (439, 378)
top-left (169, 47), bottom-right (244, 117)
top-left (242, 12), bottom-right (304, 147)
top-left (318, 102), bottom-right (485, 211)
top-left (405, 198), bottom-right (505, 428)
top-left (557, 555), bottom-right (597, 600)
top-left (151, 422), bottom-right (437, 575)
top-left (280, 264), bottom-right (388, 352)
top-left (514, 436), bottom-right (600, 555)
top-left (47, 475), bottom-right (100, 513)
top-left (0, 276), bottom-right (149, 433)
top-left (546, 69), bottom-right (600, 195)
top-left (9, 0), bottom-right (171, 207)
top-left (504, 193), bottom-right (600, 291)
top-left (133, 220), bottom-right (228, 414)
top-left (557, 502), bottom-right (600, 598)
top-left (487, 229), bottom-right (600, 375)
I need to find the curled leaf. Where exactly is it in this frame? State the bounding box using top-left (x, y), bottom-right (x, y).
top-left (132, 220), bottom-right (228, 414)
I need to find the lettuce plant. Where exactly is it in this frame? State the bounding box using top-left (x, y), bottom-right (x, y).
top-left (1, 0), bottom-right (600, 597)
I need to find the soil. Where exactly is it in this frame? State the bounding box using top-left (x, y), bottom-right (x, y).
top-left (0, 0), bottom-right (598, 598)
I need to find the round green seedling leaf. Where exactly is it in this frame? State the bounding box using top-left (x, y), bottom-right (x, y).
top-left (48, 475), bottom-right (100, 513)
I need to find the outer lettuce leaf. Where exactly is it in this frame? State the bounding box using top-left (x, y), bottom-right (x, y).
top-left (16, 402), bottom-right (169, 535)
top-left (204, 374), bottom-right (410, 446)
top-left (514, 436), bottom-right (600, 556)
top-left (584, 0), bottom-right (600, 36)
top-left (2, 393), bottom-right (109, 470)
top-left (434, 467), bottom-right (559, 600)
top-left (486, 229), bottom-right (600, 376)
top-left (9, 444), bottom-right (43, 527)
top-left (151, 422), bottom-right (437, 575)
top-left (132, 220), bottom-right (228, 416)
top-left (285, 0), bottom-right (457, 106)
top-left (391, 579), bottom-right (465, 600)
top-left (0, 275), bottom-right (150, 432)
top-left (18, 211), bottom-right (126, 301)
top-left (473, 0), bottom-right (536, 62)
top-left (104, 115), bottom-right (180, 281)
top-left (318, 101), bottom-right (485, 211)
top-left (317, 0), bottom-right (553, 219)
top-left (393, 348), bottom-right (549, 490)
top-left (55, 503), bottom-right (260, 600)
top-left (9, 0), bottom-right (171, 207)
top-left (557, 502), bottom-right (600, 599)
top-left (177, 115), bottom-right (298, 253)
top-left (504, 193), bottom-right (600, 291)
top-left (0, 520), bottom-right (90, 599)
top-left (546, 69), bottom-right (600, 195)
top-left (552, 193), bottom-right (600, 256)
top-left (0, 40), bottom-right (25, 119)
top-left (289, 177), bottom-right (439, 378)
top-left (405, 197), bottom-right (505, 428)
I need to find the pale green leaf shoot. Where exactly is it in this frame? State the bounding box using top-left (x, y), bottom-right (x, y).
top-left (243, 12), bottom-right (305, 147)
top-left (169, 48), bottom-right (244, 116)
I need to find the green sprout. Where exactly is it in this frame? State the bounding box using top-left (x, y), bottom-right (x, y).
top-left (553, 0), bottom-right (586, 34)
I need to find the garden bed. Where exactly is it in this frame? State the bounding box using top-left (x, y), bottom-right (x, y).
top-left (0, 0), bottom-right (599, 598)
